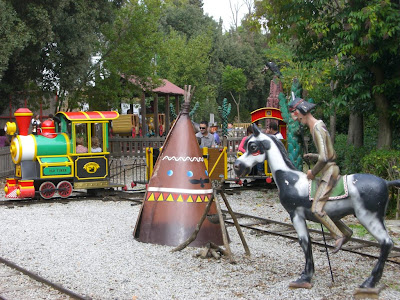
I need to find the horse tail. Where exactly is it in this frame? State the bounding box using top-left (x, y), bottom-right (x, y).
top-left (386, 179), bottom-right (400, 188)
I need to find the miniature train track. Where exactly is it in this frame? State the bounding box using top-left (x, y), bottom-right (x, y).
top-left (0, 190), bottom-right (146, 208)
top-left (2, 190), bottom-right (399, 265)
top-left (0, 256), bottom-right (89, 300)
top-left (223, 210), bottom-right (400, 265)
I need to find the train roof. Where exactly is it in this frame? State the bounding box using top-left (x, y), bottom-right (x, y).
top-left (250, 107), bottom-right (284, 123)
top-left (56, 111), bottom-right (119, 121)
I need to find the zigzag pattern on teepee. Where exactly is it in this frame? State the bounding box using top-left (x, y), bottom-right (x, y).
top-left (162, 156), bottom-right (204, 162)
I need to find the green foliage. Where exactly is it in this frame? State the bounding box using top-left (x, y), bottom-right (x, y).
top-left (221, 65), bottom-right (247, 94)
top-left (84, 0), bottom-right (162, 111)
top-left (0, 0), bottom-right (29, 81)
top-left (362, 149), bottom-right (400, 218)
top-left (169, 101), bottom-right (199, 120)
top-left (362, 150), bottom-right (400, 180)
top-left (169, 103), bottom-right (177, 120)
top-left (217, 30), bottom-right (269, 119)
top-left (334, 134), bottom-right (369, 175)
top-left (0, 0), bottom-right (117, 112)
top-left (255, 0), bottom-right (400, 149)
top-left (157, 28), bottom-right (215, 121)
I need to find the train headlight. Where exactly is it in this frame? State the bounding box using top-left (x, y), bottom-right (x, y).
top-left (4, 186), bottom-right (8, 193)
top-left (16, 189), bottom-right (21, 196)
top-left (10, 143), bottom-right (17, 158)
top-left (5, 122), bottom-right (17, 136)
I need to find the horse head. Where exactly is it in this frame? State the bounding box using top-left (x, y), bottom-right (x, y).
top-left (234, 124), bottom-right (272, 177)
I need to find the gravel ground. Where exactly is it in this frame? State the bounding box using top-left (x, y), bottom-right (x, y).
top-left (0, 187), bottom-right (400, 300)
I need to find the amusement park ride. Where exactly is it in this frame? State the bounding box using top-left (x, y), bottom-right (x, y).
top-left (1, 78), bottom-right (397, 297)
top-left (4, 108), bottom-right (120, 199)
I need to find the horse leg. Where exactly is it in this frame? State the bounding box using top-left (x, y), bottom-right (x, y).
top-left (288, 213), bottom-right (314, 289)
top-left (357, 215), bottom-right (393, 288)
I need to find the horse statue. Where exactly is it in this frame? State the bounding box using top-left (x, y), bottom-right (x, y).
top-left (234, 124), bottom-right (399, 290)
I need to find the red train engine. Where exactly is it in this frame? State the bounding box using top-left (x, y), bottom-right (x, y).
top-left (4, 108), bottom-right (119, 199)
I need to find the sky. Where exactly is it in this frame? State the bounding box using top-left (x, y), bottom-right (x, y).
top-left (202, 0), bottom-right (247, 31)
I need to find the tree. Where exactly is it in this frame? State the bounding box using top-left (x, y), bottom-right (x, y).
top-left (255, 0), bottom-right (400, 149)
top-left (0, 0), bottom-right (29, 82)
top-left (222, 65), bottom-right (246, 122)
top-left (0, 0), bottom-right (118, 112)
top-left (158, 1), bottom-right (218, 122)
top-left (83, 0), bottom-right (163, 111)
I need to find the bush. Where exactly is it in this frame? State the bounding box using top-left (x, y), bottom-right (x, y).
top-left (334, 134), bottom-right (369, 174)
top-left (361, 150), bottom-right (400, 179)
top-left (362, 149), bottom-right (400, 219)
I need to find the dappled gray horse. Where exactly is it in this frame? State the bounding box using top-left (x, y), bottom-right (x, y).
top-left (234, 124), bottom-right (399, 290)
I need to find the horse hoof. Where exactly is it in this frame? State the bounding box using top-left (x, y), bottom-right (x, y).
top-left (289, 281), bottom-right (313, 289)
top-left (354, 287), bottom-right (381, 299)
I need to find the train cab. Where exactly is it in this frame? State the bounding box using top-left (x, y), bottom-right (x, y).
top-left (55, 111), bottom-right (119, 191)
top-left (4, 108), bottom-right (119, 199)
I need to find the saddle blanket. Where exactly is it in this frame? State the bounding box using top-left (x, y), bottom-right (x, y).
top-left (308, 175), bottom-right (348, 201)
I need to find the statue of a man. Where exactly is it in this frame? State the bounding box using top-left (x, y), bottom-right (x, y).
top-left (288, 97), bottom-right (353, 253)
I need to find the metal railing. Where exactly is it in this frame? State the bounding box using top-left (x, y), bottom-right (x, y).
top-left (0, 147), bottom-right (13, 178)
top-left (108, 136), bottom-right (166, 185)
top-left (108, 136), bottom-right (244, 185)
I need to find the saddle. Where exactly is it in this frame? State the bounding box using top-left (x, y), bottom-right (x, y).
top-left (308, 175), bottom-right (349, 201)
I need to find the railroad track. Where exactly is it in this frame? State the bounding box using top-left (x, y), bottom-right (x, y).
top-left (0, 189), bottom-right (146, 208)
top-left (0, 256), bottom-right (88, 300)
top-left (1, 190), bottom-right (399, 265)
top-left (223, 210), bottom-right (400, 265)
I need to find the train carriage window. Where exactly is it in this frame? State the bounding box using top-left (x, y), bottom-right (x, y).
top-left (90, 122), bottom-right (103, 153)
top-left (74, 123), bottom-right (88, 153)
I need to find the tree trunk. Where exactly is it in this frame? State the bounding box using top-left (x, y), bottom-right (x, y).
top-left (230, 92), bottom-right (241, 122)
top-left (329, 80), bottom-right (338, 143)
top-left (329, 109), bottom-right (337, 143)
top-left (236, 95), bottom-right (241, 122)
top-left (371, 65), bottom-right (392, 149)
top-left (347, 113), bottom-right (363, 148)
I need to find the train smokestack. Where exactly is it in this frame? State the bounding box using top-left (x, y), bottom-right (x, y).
top-left (14, 108), bottom-right (33, 136)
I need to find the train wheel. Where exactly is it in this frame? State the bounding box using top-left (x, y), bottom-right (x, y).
top-left (57, 181), bottom-right (73, 198)
top-left (39, 182), bottom-right (56, 199)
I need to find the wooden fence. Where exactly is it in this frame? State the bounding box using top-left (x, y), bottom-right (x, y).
top-left (0, 147), bottom-right (13, 178)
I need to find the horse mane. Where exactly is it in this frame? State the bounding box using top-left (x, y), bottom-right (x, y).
top-left (267, 134), bottom-right (298, 171)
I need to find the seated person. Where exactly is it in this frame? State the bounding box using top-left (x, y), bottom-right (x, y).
top-left (76, 137), bottom-right (88, 153)
top-left (195, 121), bottom-right (215, 148)
top-left (238, 126), bottom-right (253, 153)
top-left (91, 136), bottom-right (102, 153)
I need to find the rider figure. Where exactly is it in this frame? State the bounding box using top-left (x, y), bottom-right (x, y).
top-left (289, 97), bottom-right (352, 253)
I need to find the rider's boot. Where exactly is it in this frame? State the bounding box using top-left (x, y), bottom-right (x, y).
top-left (334, 219), bottom-right (353, 246)
top-left (316, 214), bottom-right (345, 253)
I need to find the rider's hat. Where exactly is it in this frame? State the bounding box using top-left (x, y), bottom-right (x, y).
top-left (288, 97), bottom-right (316, 115)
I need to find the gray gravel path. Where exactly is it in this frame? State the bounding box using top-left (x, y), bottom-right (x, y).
top-left (0, 189), bottom-right (399, 299)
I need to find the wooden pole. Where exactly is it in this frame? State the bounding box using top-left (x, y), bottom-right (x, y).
top-left (218, 189), bottom-right (250, 256)
top-left (213, 190), bottom-right (234, 262)
top-left (141, 93), bottom-right (146, 137)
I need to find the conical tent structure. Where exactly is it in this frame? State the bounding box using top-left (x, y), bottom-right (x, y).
top-left (133, 88), bottom-right (224, 247)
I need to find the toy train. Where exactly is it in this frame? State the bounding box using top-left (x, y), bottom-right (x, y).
top-left (111, 113), bottom-right (166, 137)
top-left (145, 107), bottom-right (287, 186)
top-left (4, 108), bottom-right (120, 199)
